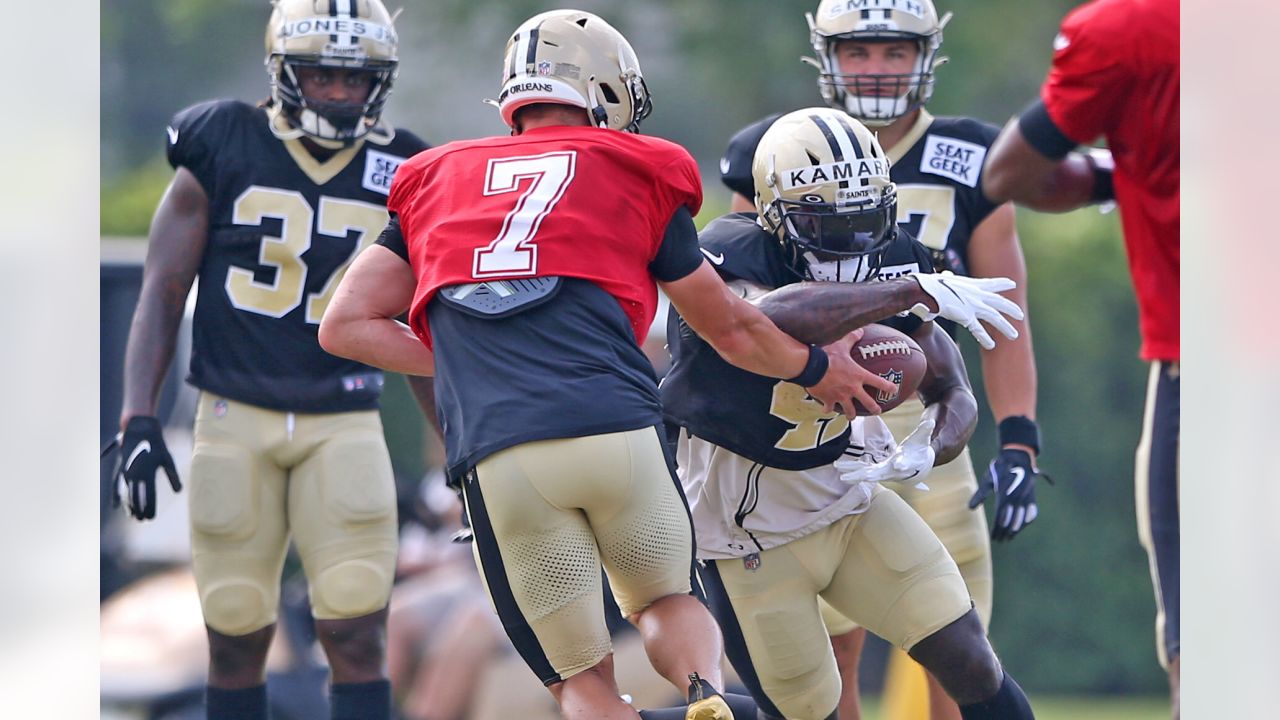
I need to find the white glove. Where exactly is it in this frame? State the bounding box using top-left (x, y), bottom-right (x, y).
top-left (909, 272), bottom-right (1024, 350)
top-left (835, 418), bottom-right (937, 490)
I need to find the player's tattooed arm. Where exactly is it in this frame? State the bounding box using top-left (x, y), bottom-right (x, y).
top-left (912, 321), bottom-right (978, 466)
top-left (740, 277), bottom-right (936, 346)
top-left (120, 167), bottom-right (210, 428)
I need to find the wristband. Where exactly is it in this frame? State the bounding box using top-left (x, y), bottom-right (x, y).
top-left (788, 344), bottom-right (829, 387)
top-left (1083, 151), bottom-right (1115, 203)
top-left (997, 415), bottom-right (1041, 455)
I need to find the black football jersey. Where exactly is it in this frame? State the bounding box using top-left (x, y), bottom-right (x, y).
top-left (166, 99), bottom-right (428, 413)
top-left (720, 110), bottom-right (1000, 277)
top-left (661, 212), bottom-right (932, 471)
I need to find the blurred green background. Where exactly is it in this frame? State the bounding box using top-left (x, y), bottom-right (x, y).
top-left (102, 0), bottom-right (1163, 700)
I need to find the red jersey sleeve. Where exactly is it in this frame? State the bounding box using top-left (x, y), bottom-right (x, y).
top-left (1040, 0), bottom-right (1134, 145)
top-left (660, 150), bottom-right (703, 218)
top-left (387, 155), bottom-right (426, 231)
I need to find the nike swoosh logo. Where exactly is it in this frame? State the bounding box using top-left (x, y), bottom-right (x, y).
top-left (700, 248), bottom-right (725, 265)
top-left (125, 440), bottom-right (152, 471)
top-left (1053, 32), bottom-right (1070, 51)
top-left (1006, 466), bottom-right (1026, 494)
top-left (719, 157), bottom-right (731, 175)
top-left (166, 126), bottom-right (179, 144)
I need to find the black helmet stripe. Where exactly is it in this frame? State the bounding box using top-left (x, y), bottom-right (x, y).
top-left (809, 113), bottom-right (865, 188)
top-left (526, 25), bottom-right (541, 67)
top-left (830, 112), bottom-right (874, 185)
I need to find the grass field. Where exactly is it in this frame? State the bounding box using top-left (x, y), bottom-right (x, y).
top-left (858, 695), bottom-right (1170, 720)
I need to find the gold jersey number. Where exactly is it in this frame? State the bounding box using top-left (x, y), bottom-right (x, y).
top-left (895, 185), bottom-right (956, 251)
top-left (769, 381), bottom-right (850, 451)
top-left (225, 186), bottom-right (388, 323)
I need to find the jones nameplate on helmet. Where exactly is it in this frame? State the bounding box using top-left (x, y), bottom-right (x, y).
top-left (277, 18), bottom-right (395, 45)
top-left (363, 150), bottom-right (407, 195)
top-left (920, 135), bottom-right (986, 188)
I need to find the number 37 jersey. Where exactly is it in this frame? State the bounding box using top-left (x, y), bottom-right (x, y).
top-left (166, 99), bottom-right (428, 413)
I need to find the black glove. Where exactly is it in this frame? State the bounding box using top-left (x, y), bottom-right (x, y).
top-left (969, 448), bottom-right (1051, 542)
top-left (111, 416), bottom-right (181, 521)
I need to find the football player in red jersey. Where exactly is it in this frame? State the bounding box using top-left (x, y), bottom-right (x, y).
top-left (981, 1), bottom-right (1179, 715)
top-left (319, 10), bottom-right (1018, 720)
top-left (111, 2), bottom-right (432, 718)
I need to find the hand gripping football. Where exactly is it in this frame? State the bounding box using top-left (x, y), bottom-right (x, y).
top-left (851, 324), bottom-right (927, 414)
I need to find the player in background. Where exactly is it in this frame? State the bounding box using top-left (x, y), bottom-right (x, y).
top-left (664, 107), bottom-right (1033, 720)
top-left (719, 2), bottom-right (1044, 717)
top-left (317, 10), bottom-right (904, 720)
top-left (109, 2), bottom-right (430, 718)
top-left (981, 0), bottom-right (1179, 715)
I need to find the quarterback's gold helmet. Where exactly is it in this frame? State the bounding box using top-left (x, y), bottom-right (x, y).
top-left (496, 9), bottom-right (652, 133)
top-left (754, 108), bottom-right (897, 283)
top-left (806, 0), bottom-right (951, 126)
top-left (265, 0), bottom-right (400, 144)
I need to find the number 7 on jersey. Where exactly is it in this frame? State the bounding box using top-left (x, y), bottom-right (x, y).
top-left (473, 151), bottom-right (577, 278)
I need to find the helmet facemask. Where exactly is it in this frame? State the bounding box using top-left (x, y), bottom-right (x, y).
top-left (772, 186), bottom-right (897, 283)
top-left (805, 1), bottom-right (951, 126)
top-left (268, 57), bottom-right (397, 145)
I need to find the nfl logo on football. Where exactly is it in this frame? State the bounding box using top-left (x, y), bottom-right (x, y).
top-left (876, 369), bottom-right (903, 403)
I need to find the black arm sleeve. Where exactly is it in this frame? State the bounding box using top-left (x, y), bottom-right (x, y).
top-left (1017, 99), bottom-right (1078, 160)
top-left (373, 213), bottom-right (409, 262)
top-left (649, 206), bottom-right (704, 282)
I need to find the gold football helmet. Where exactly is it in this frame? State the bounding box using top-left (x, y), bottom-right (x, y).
top-left (265, 0), bottom-right (400, 145)
top-left (754, 108), bottom-right (897, 283)
top-left (805, 0), bottom-right (951, 126)
top-left (495, 10), bottom-right (652, 133)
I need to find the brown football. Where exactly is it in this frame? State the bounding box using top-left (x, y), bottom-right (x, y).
top-left (850, 324), bottom-right (927, 414)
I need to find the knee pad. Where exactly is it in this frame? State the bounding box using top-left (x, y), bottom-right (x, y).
top-left (312, 558), bottom-right (393, 619)
top-left (771, 674), bottom-right (840, 720)
top-left (202, 579), bottom-right (275, 636)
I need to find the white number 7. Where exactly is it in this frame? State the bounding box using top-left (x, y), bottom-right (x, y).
top-left (473, 151), bottom-right (577, 278)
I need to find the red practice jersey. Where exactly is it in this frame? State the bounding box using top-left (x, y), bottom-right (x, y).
top-left (1041, 0), bottom-right (1179, 361)
top-left (388, 125), bottom-right (703, 350)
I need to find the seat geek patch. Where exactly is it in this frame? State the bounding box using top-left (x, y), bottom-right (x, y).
top-left (919, 134), bottom-right (986, 188)
top-left (363, 149), bottom-right (407, 195)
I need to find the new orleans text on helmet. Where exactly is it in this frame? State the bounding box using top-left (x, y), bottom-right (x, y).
top-left (497, 82), bottom-right (556, 103)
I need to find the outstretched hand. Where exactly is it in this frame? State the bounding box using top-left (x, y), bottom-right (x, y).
top-left (911, 272), bottom-right (1024, 350)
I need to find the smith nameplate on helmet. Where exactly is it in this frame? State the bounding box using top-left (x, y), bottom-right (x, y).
top-left (439, 277), bottom-right (563, 318)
